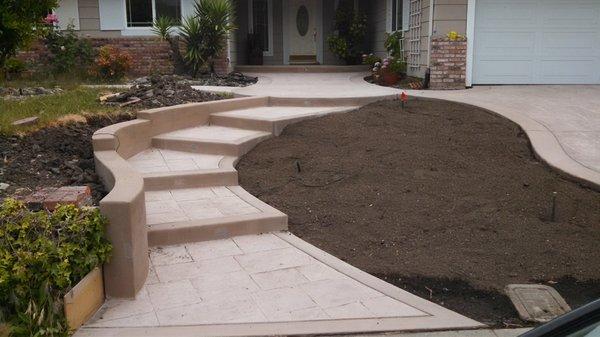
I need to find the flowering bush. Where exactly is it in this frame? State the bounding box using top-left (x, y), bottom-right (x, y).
top-left (91, 46), bottom-right (132, 81)
top-left (362, 53), bottom-right (381, 68)
top-left (369, 56), bottom-right (407, 86)
top-left (44, 24), bottom-right (94, 75)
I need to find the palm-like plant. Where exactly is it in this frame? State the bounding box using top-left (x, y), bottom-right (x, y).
top-left (154, 0), bottom-right (235, 77)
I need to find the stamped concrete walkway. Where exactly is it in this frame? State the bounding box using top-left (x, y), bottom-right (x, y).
top-left (82, 99), bottom-right (482, 336)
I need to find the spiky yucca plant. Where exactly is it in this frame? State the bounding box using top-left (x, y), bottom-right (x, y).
top-left (153, 0), bottom-right (235, 76)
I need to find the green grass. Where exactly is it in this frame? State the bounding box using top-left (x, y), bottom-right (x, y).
top-left (0, 87), bottom-right (122, 135)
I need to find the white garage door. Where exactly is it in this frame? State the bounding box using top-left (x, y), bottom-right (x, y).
top-left (473, 0), bottom-right (600, 84)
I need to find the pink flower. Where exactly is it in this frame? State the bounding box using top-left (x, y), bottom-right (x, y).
top-left (44, 14), bottom-right (59, 25)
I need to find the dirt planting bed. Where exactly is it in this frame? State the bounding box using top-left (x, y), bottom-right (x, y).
top-left (237, 98), bottom-right (600, 327)
top-left (0, 113), bottom-right (135, 204)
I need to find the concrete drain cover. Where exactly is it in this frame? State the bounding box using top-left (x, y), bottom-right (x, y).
top-left (506, 284), bottom-right (571, 323)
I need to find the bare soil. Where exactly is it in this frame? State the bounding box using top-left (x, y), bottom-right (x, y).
top-left (237, 98), bottom-right (600, 327)
top-left (0, 113), bottom-right (135, 203)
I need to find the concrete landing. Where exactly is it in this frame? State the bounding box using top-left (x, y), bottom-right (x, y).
top-left (78, 232), bottom-right (482, 336)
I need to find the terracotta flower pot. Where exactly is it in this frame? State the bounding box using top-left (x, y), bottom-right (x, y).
top-left (381, 71), bottom-right (399, 86)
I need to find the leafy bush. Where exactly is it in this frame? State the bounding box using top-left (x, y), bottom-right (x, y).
top-left (2, 58), bottom-right (26, 79)
top-left (91, 46), bottom-right (132, 81)
top-left (44, 24), bottom-right (94, 75)
top-left (326, 6), bottom-right (367, 65)
top-left (0, 199), bottom-right (112, 336)
top-left (0, 0), bottom-right (58, 70)
top-left (152, 0), bottom-right (235, 76)
top-left (384, 30), bottom-right (404, 59)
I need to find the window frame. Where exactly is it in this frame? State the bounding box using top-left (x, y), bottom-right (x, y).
top-left (124, 0), bottom-right (182, 29)
top-left (248, 0), bottom-right (274, 57)
top-left (388, 0), bottom-right (410, 33)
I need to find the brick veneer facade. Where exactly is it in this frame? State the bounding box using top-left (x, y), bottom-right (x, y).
top-left (429, 38), bottom-right (467, 90)
top-left (19, 37), bottom-right (231, 76)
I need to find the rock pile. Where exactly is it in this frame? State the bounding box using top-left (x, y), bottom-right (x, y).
top-left (0, 87), bottom-right (63, 99)
top-left (102, 75), bottom-right (228, 109)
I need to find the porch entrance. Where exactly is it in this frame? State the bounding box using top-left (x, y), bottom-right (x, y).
top-left (287, 0), bottom-right (319, 65)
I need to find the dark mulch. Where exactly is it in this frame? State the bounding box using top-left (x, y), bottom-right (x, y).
top-left (0, 113), bottom-right (135, 204)
top-left (237, 98), bottom-right (600, 327)
top-left (106, 74), bottom-right (231, 109)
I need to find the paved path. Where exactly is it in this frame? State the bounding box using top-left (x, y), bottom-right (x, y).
top-left (82, 102), bottom-right (482, 336)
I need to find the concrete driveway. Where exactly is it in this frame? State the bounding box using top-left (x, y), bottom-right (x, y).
top-left (408, 85), bottom-right (600, 189)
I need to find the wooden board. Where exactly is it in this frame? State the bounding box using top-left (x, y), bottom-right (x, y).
top-left (63, 267), bottom-right (105, 330)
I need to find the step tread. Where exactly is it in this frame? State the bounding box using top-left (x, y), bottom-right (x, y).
top-left (211, 106), bottom-right (356, 121)
top-left (128, 148), bottom-right (229, 175)
top-left (155, 125), bottom-right (270, 144)
top-left (145, 186), bottom-right (280, 227)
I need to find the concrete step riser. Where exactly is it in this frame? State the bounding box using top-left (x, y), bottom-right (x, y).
top-left (147, 214), bottom-right (288, 247)
top-left (209, 115), bottom-right (273, 134)
top-left (152, 135), bottom-right (272, 157)
top-left (143, 170), bottom-right (238, 191)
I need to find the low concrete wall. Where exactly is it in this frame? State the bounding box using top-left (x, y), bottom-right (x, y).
top-left (92, 96), bottom-right (268, 298)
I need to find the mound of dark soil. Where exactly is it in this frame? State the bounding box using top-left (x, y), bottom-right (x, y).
top-left (237, 98), bottom-right (600, 327)
top-left (105, 75), bottom-right (229, 108)
top-left (0, 113), bottom-right (135, 204)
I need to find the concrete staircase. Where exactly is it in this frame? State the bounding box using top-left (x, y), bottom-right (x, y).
top-left (126, 104), bottom-right (358, 247)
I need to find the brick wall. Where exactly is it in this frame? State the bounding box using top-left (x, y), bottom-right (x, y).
top-left (429, 38), bottom-right (467, 90)
top-left (19, 37), bottom-right (231, 76)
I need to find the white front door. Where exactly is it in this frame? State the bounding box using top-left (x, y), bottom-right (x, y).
top-left (288, 0), bottom-right (319, 62)
top-left (473, 0), bottom-right (600, 84)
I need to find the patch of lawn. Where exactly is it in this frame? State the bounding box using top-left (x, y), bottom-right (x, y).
top-left (0, 87), bottom-right (123, 135)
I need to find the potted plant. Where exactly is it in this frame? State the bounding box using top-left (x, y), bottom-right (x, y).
top-left (247, 33), bottom-right (264, 65)
top-left (373, 56), bottom-right (406, 86)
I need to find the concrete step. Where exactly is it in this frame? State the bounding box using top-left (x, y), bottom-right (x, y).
top-left (210, 105), bottom-right (358, 135)
top-left (152, 125), bottom-right (272, 157)
top-left (127, 148), bottom-right (238, 190)
top-left (145, 186), bottom-right (287, 246)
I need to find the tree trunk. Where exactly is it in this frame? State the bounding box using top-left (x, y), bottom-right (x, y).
top-left (165, 36), bottom-right (188, 75)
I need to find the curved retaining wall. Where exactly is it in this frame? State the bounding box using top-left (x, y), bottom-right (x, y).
top-left (92, 97), bottom-right (269, 298)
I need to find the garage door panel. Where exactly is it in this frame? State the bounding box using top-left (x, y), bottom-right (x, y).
top-left (475, 60), bottom-right (534, 84)
top-left (542, 4), bottom-right (600, 28)
top-left (540, 60), bottom-right (598, 84)
top-left (473, 0), bottom-right (600, 84)
top-left (476, 32), bottom-right (535, 57)
top-left (475, 2), bottom-right (536, 29)
top-left (541, 32), bottom-right (598, 57)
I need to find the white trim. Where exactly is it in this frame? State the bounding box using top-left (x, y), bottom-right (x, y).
top-left (248, 0), bottom-right (274, 57)
top-left (122, 0), bottom-right (183, 33)
top-left (316, 0), bottom-right (323, 64)
top-left (465, 0), bottom-right (475, 87)
top-left (386, 0), bottom-right (409, 33)
top-left (282, 0), bottom-right (290, 65)
top-left (426, 0), bottom-right (434, 66)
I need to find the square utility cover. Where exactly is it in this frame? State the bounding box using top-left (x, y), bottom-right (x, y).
top-left (505, 284), bottom-right (571, 323)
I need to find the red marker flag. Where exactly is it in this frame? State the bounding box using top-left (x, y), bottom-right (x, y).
top-left (400, 91), bottom-right (408, 103)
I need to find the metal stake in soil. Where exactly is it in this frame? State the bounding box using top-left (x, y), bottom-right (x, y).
top-left (551, 191), bottom-right (558, 222)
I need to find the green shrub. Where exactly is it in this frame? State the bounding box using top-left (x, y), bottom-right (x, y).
top-left (91, 45), bottom-right (132, 81)
top-left (0, 199), bottom-right (112, 336)
top-left (0, 0), bottom-right (58, 69)
top-left (326, 6), bottom-right (367, 65)
top-left (44, 24), bottom-right (94, 75)
top-left (2, 58), bottom-right (26, 79)
top-left (152, 0), bottom-right (236, 76)
top-left (384, 30), bottom-right (404, 59)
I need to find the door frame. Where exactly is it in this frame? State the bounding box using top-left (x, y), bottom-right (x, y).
top-left (282, 0), bottom-right (324, 65)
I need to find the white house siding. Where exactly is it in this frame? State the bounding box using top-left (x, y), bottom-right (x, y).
top-left (56, 0), bottom-right (80, 30)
